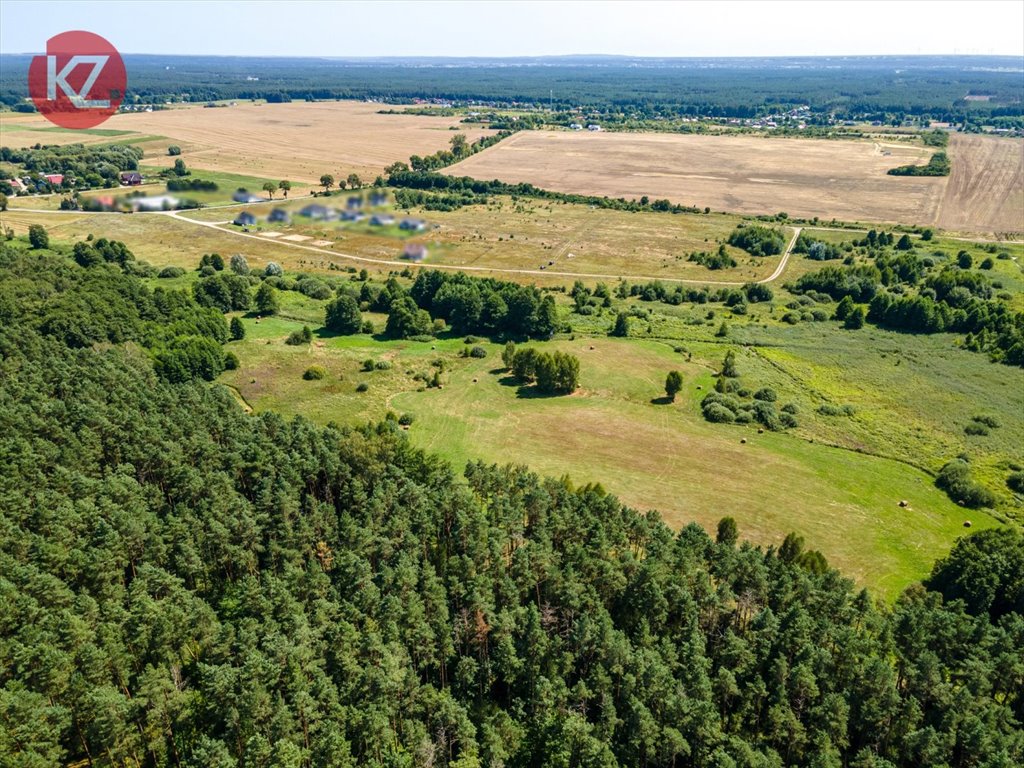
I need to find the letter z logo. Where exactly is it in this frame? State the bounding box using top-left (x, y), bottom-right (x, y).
top-left (29, 31), bottom-right (126, 129)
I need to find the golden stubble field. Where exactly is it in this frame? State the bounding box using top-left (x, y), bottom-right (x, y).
top-left (936, 133), bottom-right (1024, 234)
top-left (446, 130), bottom-right (1024, 233)
top-left (0, 101), bottom-right (495, 183)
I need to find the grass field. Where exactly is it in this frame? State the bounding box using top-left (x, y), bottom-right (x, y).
top-left (0, 101), bottom-right (495, 183)
top-left (211, 290), bottom-right (1003, 599)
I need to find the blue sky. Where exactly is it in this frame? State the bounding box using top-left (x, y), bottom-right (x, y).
top-left (1, 0), bottom-right (1022, 58)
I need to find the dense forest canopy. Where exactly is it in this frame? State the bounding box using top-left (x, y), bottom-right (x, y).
top-left (1, 54), bottom-right (1022, 118)
top-left (2, 241), bottom-right (1023, 766)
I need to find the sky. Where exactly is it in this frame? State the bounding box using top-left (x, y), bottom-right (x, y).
top-left (1, 0), bottom-right (1022, 58)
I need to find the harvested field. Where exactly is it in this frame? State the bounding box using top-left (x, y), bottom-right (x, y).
top-left (445, 131), bottom-right (947, 227)
top-left (935, 133), bottom-right (1024, 234)
top-left (0, 101), bottom-right (494, 183)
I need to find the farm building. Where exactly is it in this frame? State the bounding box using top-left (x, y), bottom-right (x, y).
top-left (120, 171), bottom-right (143, 185)
top-left (298, 204), bottom-right (337, 220)
top-left (370, 214), bottom-right (395, 226)
top-left (268, 208), bottom-right (291, 223)
top-left (232, 189), bottom-right (265, 203)
top-left (43, 173), bottom-right (65, 185)
top-left (399, 217), bottom-right (426, 232)
top-left (233, 211), bottom-right (257, 226)
top-left (402, 243), bottom-right (428, 262)
top-left (132, 195), bottom-right (180, 212)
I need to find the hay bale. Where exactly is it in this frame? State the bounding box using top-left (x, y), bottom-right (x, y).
top-left (898, 500), bottom-right (909, 508)
top-left (963, 520), bottom-right (972, 528)
top-left (740, 438), bottom-right (747, 444)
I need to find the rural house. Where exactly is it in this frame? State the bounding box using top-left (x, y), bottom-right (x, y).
top-left (402, 243), bottom-right (428, 262)
top-left (399, 217), bottom-right (426, 232)
top-left (232, 189), bottom-right (265, 203)
top-left (298, 204), bottom-right (337, 220)
top-left (369, 192), bottom-right (388, 206)
top-left (346, 196), bottom-right (363, 210)
top-left (268, 208), bottom-right (291, 223)
top-left (43, 173), bottom-right (65, 186)
top-left (233, 211), bottom-right (257, 226)
top-left (340, 210), bottom-right (366, 222)
top-left (120, 171), bottom-right (143, 186)
top-left (370, 213), bottom-right (395, 226)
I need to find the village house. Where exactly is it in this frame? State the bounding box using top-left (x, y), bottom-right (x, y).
top-left (43, 173), bottom-right (65, 186)
top-left (399, 217), bottom-right (426, 232)
top-left (370, 213), bottom-right (395, 226)
top-left (346, 196), bottom-right (363, 210)
top-left (369, 192), bottom-right (388, 206)
top-left (233, 211), bottom-right (257, 227)
top-left (232, 189), bottom-right (265, 204)
top-left (268, 208), bottom-right (291, 224)
top-left (132, 195), bottom-right (180, 212)
top-left (402, 243), bottom-right (428, 262)
top-left (120, 171), bottom-right (143, 186)
top-left (298, 204), bottom-right (337, 221)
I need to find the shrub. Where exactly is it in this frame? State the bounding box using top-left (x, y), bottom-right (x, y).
top-left (779, 412), bottom-right (799, 429)
top-left (398, 413), bottom-right (415, 426)
top-left (374, 360), bottom-right (392, 370)
top-left (703, 403), bottom-right (736, 423)
top-left (781, 312), bottom-right (800, 325)
top-left (229, 317), bottom-right (245, 341)
top-left (285, 326), bottom-right (313, 345)
top-left (298, 278), bottom-right (332, 300)
top-left (158, 266), bottom-right (185, 278)
top-left (469, 345), bottom-right (487, 358)
top-left (1008, 471), bottom-right (1024, 494)
top-left (223, 351), bottom-right (239, 370)
top-left (264, 262), bottom-right (283, 277)
top-left (781, 402), bottom-right (798, 414)
top-left (964, 423), bottom-right (990, 436)
top-left (355, 382), bottom-right (369, 392)
top-left (753, 388), bottom-right (777, 402)
top-left (972, 414), bottom-right (1001, 429)
top-left (818, 403), bottom-right (855, 416)
top-left (362, 359), bottom-right (375, 372)
top-left (167, 145), bottom-right (182, 156)
top-left (303, 366), bottom-right (326, 380)
top-left (980, 258), bottom-right (994, 270)
top-left (936, 459), bottom-right (995, 509)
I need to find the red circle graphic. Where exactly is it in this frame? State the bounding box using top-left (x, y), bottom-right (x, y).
top-left (28, 31), bottom-right (126, 129)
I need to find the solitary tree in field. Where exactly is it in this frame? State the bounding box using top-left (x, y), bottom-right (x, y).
top-left (229, 317), bottom-right (246, 341)
top-left (28, 224), bottom-right (49, 250)
top-left (844, 306), bottom-right (866, 330)
top-left (450, 133), bottom-right (469, 157)
top-left (611, 312), bottom-right (630, 337)
top-left (278, 180), bottom-right (291, 198)
top-left (262, 182), bottom-right (276, 199)
top-left (346, 174), bottom-right (361, 190)
top-left (172, 158), bottom-right (188, 177)
top-left (319, 174), bottom-right (334, 193)
top-left (167, 145), bottom-right (181, 156)
top-left (665, 370), bottom-right (683, 401)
